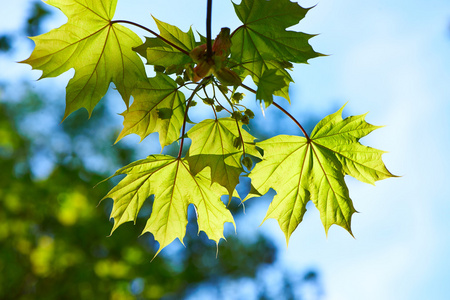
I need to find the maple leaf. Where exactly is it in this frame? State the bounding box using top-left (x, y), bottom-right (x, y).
top-left (21, 0), bottom-right (147, 119)
top-left (133, 17), bottom-right (196, 68)
top-left (186, 118), bottom-right (262, 195)
top-left (102, 155), bottom-right (235, 256)
top-left (116, 73), bottom-right (185, 149)
top-left (246, 105), bottom-right (396, 244)
top-left (230, 0), bottom-right (321, 103)
top-left (255, 69), bottom-right (286, 106)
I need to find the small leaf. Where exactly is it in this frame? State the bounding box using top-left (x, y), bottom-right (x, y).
top-left (133, 18), bottom-right (196, 68)
top-left (246, 105), bottom-right (396, 244)
top-left (186, 118), bottom-right (262, 195)
top-left (152, 17), bottom-right (196, 53)
top-left (102, 155), bottom-right (235, 256)
top-left (116, 73), bottom-right (185, 149)
top-left (256, 69), bottom-right (286, 107)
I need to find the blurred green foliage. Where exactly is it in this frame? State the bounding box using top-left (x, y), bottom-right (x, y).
top-left (0, 89), bottom-right (282, 299)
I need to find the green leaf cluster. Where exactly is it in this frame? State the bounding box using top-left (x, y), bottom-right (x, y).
top-left (22, 0), bottom-right (396, 255)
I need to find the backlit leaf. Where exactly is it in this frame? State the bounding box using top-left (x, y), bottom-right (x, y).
top-left (102, 155), bottom-right (235, 256)
top-left (116, 73), bottom-right (185, 149)
top-left (21, 0), bottom-right (147, 119)
top-left (133, 18), bottom-right (195, 67)
top-left (256, 69), bottom-right (286, 107)
top-left (186, 118), bottom-right (262, 195)
top-left (230, 0), bottom-right (321, 103)
top-left (246, 105), bottom-right (396, 244)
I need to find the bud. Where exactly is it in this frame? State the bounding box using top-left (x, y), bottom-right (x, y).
top-left (233, 137), bottom-right (242, 149)
top-left (175, 76), bottom-right (184, 86)
top-left (242, 156), bottom-right (253, 170)
top-left (202, 97), bottom-right (215, 105)
top-left (231, 111), bottom-right (242, 121)
top-left (241, 114), bottom-right (250, 125)
top-left (154, 65), bottom-right (165, 73)
top-left (214, 67), bottom-right (242, 87)
top-left (232, 92), bottom-right (244, 103)
top-left (189, 43), bottom-right (207, 63)
top-left (213, 28), bottom-right (231, 58)
top-left (193, 60), bottom-right (214, 82)
top-left (244, 108), bottom-right (255, 119)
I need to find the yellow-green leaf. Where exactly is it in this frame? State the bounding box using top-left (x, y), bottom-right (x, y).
top-left (133, 18), bottom-right (195, 68)
top-left (116, 73), bottom-right (185, 149)
top-left (246, 105), bottom-right (396, 244)
top-left (21, 0), bottom-right (147, 119)
top-left (186, 118), bottom-right (262, 195)
top-left (102, 155), bottom-right (235, 256)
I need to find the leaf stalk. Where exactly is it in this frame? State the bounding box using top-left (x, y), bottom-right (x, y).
top-left (178, 82), bottom-right (205, 159)
top-left (111, 20), bottom-right (190, 56)
top-left (240, 83), bottom-right (310, 140)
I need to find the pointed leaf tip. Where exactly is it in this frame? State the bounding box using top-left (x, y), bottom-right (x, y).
top-left (247, 105), bottom-right (396, 243)
top-left (102, 155), bottom-right (235, 256)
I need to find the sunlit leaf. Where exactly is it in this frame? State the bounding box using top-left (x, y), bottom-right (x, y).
top-left (102, 155), bottom-right (235, 256)
top-left (186, 118), bottom-right (262, 195)
top-left (133, 17), bottom-right (196, 67)
top-left (116, 73), bottom-right (185, 149)
top-left (21, 0), bottom-right (147, 119)
top-left (246, 105), bottom-right (396, 243)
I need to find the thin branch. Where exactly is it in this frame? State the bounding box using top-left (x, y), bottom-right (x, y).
top-left (206, 0), bottom-right (213, 58)
top-left (177, 82), bottom-right (204, 159)
top-left (211, 83), bottom-right (231, 114)
top-left (111, 20), bottom-right (190, 56)
top-left (240, 83), bottom-right (310, 140)
top-left (215, 79), bottom-right (246, 157)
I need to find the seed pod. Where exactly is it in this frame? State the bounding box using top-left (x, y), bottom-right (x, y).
top-left (231, 111), bottom-right (242, 121)
top-left (202, 97), bottom-right (215, 105)
top-left (241, 114), bottom-right (250, 125)
top-left (244, 108), bottom-right (255, 119)
top-left (175, 76), bottom-right (184, 86)
top-left (242, 156), bottom-right (253, 170)
top-left (232, 92), bottom-right (244, 103)
top-left (233, 137), bottom-right (242, 149)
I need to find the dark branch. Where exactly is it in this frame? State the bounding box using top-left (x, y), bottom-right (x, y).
top-left (111, 20), bottom-right (190, 56)
top-left (206, 0), bottom-right (213, 58)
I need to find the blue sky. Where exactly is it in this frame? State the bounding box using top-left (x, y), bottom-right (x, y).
top-left (2, 0), bottom-right (450, 299)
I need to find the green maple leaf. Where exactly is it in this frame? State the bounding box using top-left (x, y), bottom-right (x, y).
top-left (230, 0), bottom-right (321, 102)
top-left (102, 155), bottom-right (235, 256)
top-left (116, 73), bottom-right (185, 149)
top-left (256, 69), bottom-right (286, 107)
top-left (246, 105), bottom-right (396, 244)
top-left (186, 118), bottom-right (262, 195)
top-left (133, 17), bottom-right (195, 68)
top-left (231, 0), bottom-right (320, 63)
top-left (21, 0), bottom-right (147, 119)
